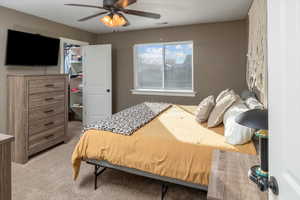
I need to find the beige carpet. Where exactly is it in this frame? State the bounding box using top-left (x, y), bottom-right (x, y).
top-left (12, 121), bottom-right (207, 200)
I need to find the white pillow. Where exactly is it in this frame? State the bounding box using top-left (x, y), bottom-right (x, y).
top-left (245, 97), bottom-right (264, 110)
top-left (195, 95), bottom-right (215, 123)
top-left (216, 89), bottom-right (233, 102)
top-left (208, 91), bottom-right (238, 128)
top-left (223, 101), bottom-right (254, 145)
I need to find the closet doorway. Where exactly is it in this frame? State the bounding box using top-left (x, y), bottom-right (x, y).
top-left (60, 38), bottom-right (88, 121)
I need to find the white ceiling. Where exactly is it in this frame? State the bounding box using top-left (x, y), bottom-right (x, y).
top-left (0, 0), bottom-right (252, 34)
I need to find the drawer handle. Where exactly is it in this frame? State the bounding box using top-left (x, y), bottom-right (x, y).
top-left (45, 134), bottom-right (54, 140)
top-left (44, 122), bottom-right (54, 127)
top-left (44, 109), bottom-right (54, 114)
top-left (45, 84), bottom-right (55, 87)
top-left (45, 98), bottom-right (54, 101)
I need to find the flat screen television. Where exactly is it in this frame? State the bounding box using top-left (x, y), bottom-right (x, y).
top-left (5, 30), bottom-right (60, 66)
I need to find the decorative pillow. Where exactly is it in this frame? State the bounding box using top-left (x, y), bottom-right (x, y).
top-left (240, 90), bottom-right (257, 100)
top-left (216, 89), bottom-right (233, 102)
top-left (246, 97), bottom-right (264, 109)
top-left (195, 95), bottom-right (215, 123)
top-left (208, 91), bottom-right (238, 128)
top-left (223, 101), bottom-right (254, 145)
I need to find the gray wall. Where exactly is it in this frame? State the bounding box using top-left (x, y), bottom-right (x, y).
top-left (96, 20), bottom-right (248, 113)
top-left (0, 6), bottom-right (97, 133)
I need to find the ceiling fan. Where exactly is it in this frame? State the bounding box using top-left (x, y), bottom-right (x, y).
top-left (65, 0), bottom-right (161, 27)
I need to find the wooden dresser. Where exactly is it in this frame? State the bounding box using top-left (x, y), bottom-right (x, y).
top-left (207, 150), bottom-right (268, 200)
top-left (0, 134), bottom-right (14, 200)
top-left (7, 74), bottom-right (68, 164)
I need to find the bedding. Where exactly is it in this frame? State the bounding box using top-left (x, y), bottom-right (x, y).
top-left (216, 88), bottom-right (232, 102)
top-left (223, 100), bottom-right (255, 145)
top-left (83, 102), bottom-right (171, 136)
top-left (246, 97), bottom-right (264, 109)
top-left (195, 95), bottom-right (215, 123)
top-left (241, 90), bottom-right (257, 100)
top-left (207, 91), bottom-right (238, 128)
top-left (72, 105), bottom-right (256, 186)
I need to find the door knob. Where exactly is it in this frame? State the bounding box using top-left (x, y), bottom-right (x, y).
top-left (106, 89), bottom-right (110, 93)
top-left (269, 176), bottom-right (279, 195)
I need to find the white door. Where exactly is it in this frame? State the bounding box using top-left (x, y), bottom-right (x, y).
top-left (268, 0), bottom-right (300, 199)
top-left (83, 44), bottom-right (112, 125)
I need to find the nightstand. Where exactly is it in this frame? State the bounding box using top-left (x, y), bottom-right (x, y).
top-left (207, 150), bottom-right (268, 200)
top-left (0, 134), bottom-right (14, 200)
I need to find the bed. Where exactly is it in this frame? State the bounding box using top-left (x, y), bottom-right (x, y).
top-left (72, 105), bottom-right (256, 198)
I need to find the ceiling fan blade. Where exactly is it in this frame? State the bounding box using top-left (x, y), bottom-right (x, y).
top-left (78, 12), bottom-right (108, 22)
top-left (64, 4), bottom-right (105, 9)
top-left (118, 13), bottom-right (130, 26)
top-left (114, 0), bottom-right (137, 8)
top-left (121, 9), bottom-right (161, 19)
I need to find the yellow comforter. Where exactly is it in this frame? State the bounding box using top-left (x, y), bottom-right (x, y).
top-left (72, 105), bottom-right (256, 186)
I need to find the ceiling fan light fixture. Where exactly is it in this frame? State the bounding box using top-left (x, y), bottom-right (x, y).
top-left (66, 0), bottom-right (161, 27)
top-left (100, 13), bottom-right (127, 27)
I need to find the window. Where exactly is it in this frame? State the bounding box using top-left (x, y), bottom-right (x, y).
top-left (132, 41), bottom-right (195, 96)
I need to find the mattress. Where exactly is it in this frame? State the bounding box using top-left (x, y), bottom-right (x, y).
top-left (72, 105), bottom-right (256, 186)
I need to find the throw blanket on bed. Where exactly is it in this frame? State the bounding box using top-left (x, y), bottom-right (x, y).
top-left (83, 102), bottom-right (171, 136)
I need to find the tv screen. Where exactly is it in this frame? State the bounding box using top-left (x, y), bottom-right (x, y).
top-left (5, 30), bottom-right (60, 66)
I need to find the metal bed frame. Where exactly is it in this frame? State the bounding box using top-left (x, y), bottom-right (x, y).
top-left (86, 159), bottom-right (207, 200)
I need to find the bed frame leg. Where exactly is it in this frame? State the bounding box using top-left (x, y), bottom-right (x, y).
top-left (94, 165), bottom-right (98, 190)
top-left (161, 184), bottom-right (168, 200)
top-left (94, 164), bottom-right (107, 190)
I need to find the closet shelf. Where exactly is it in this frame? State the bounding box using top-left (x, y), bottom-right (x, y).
top-left (70, 61), bottom-right (82, 64)
top-left (71, 104), bottom-right (83, 109)
top-left (71, 87), bottom-right (82, 94)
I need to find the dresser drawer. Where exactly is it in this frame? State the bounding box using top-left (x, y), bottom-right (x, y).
top-left (29, 114), bottom-right (65, 136)
top-left (28, 126), bottom-right (65, 156)
top-left (28, 78), bottom-right (65, 94)
top-left (29, 91), bottom-right (65, 109)
top-left (29, 103), bottom-right (65, 121)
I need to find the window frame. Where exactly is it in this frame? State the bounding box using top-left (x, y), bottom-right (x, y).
top-left (132, 41), bottom-right (195, 97)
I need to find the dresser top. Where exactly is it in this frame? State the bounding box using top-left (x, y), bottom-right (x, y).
top-left (207, 150), bottom-right (268, 200)
top-left (0, 134), bottom-right (14, 145)
top-left (7, 74), bottom-right (68, 77)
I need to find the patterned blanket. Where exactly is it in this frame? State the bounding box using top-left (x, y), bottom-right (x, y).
top-left (83, 102), bottom-right (171, 136)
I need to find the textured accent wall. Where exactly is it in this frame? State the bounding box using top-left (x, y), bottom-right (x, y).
top-left (96, 20), bottom-right (249, 113)
top-left (247, 0), bottom-right (268, 105)
top-left (0, 6), bottom-right (97, 133)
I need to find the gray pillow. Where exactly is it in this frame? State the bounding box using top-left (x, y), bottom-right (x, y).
top-left (241, 90), bottom-right (257, 100)
top-left (208, 91), bottom-right (238, 128)
top-left (195, 95), bottom-right (215, 123)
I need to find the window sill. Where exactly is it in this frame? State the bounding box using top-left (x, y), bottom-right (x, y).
top-left (131, 89), bottom-right (197, 97)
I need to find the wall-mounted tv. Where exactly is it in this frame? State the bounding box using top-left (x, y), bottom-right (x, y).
top-left (5, 30), bottom-right (60, 66)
